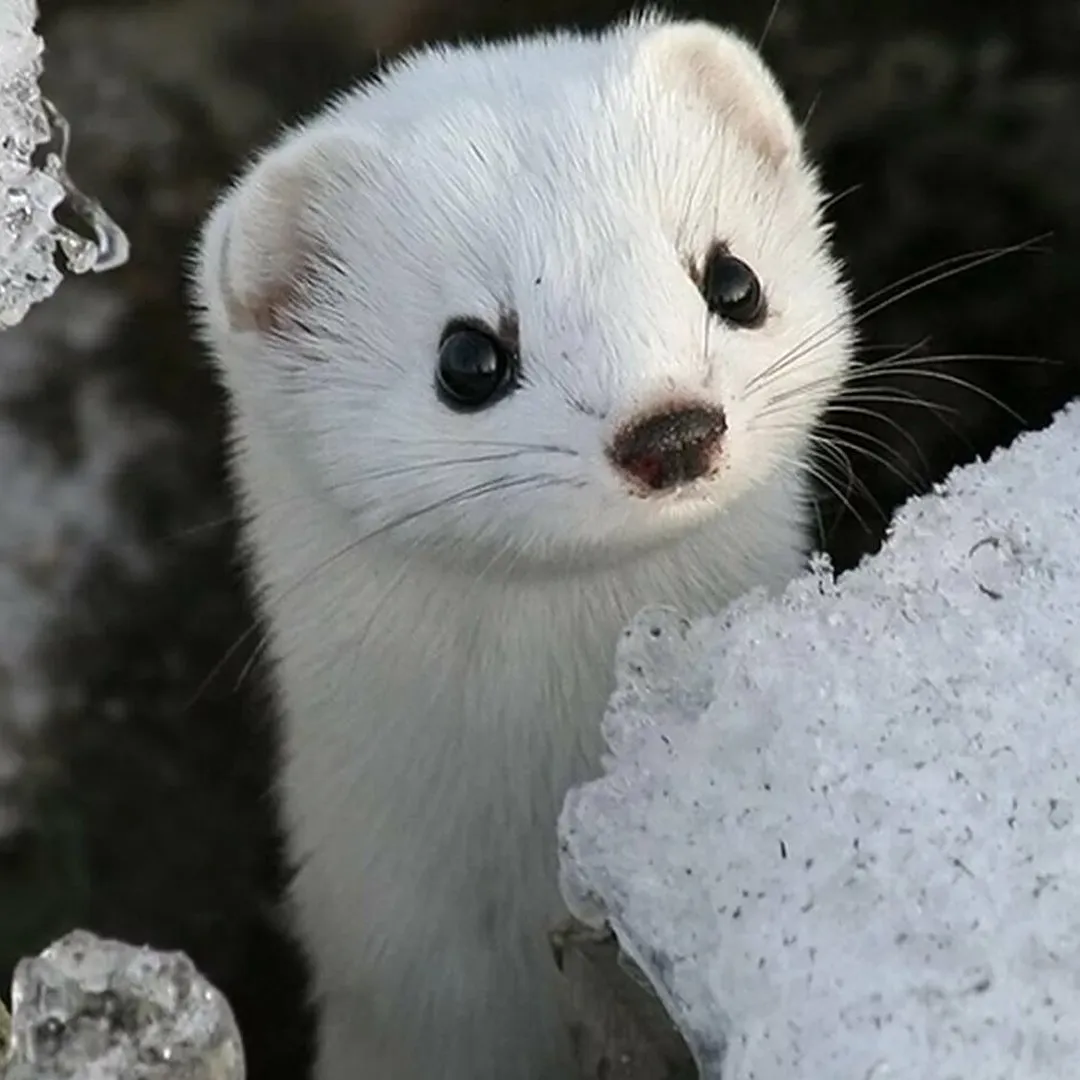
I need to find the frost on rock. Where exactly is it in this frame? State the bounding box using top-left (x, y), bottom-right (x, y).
top-left (559, 401), bottom-right (1080, 1079)
top-left (0, 930), bottom-right (245, 1080)
top-left (0, 0), bottom-right (128, 329)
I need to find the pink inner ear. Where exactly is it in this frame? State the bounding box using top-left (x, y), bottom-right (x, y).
top-left (220, 238), bottom-right (295, 336)
top-left (211, 129), bottom-right (375, 340)
top-left (216, 159), bottom-right (329, 338)
top-left (644, 25), bottom-right (799, 173)
top-left (220, 220), bottom-right (322, 337)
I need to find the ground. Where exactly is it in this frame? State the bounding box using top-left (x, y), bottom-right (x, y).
top-left (0, 2), bottom-right (1078, 1079)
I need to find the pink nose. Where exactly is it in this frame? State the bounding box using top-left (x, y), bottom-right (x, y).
top-left (610, 404), bottom-right (727, 491)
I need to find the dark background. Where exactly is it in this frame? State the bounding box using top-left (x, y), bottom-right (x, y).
top-left (1, 1), bottom-right (1078, 1078)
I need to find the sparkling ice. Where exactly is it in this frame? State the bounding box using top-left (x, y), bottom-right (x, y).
top-left (2, 930), bottom-right (245, 1080)
top-left (0, 0), bottom-right (128, 329)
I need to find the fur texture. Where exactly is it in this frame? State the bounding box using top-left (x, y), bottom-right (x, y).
top-left (190, 13), bottom-right (852, 1079)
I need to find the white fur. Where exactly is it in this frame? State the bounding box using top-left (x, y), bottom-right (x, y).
top-left (190, 13), bottom-right (853, 1080)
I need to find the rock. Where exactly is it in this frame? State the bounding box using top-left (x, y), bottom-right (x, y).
top-left (552, 917), bottom-right (697, 1080)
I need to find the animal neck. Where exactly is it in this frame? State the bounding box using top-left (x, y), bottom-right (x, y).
top-left (231, 406), bottom-right (812, 723)
top-left (231, 408), bottom-right (813, 944)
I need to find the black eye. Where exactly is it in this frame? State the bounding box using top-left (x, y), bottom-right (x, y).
top-left (701, 249), bottom-right (766, 327)
top-left (435, 324), bottom-right (516, 411)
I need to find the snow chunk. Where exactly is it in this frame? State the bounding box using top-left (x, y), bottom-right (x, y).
top-left (0, 0), bottom-right (128, 329)
top-left (2, 929), bottom-right (245, 1079)
top-left (560, 401), bottom-right (1080, 1079)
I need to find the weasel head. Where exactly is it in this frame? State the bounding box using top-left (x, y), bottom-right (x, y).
top-left (191, 13), bottom-right (853, 576)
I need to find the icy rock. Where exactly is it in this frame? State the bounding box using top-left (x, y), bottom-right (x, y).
top-left (1, 930), bottom-right (245, 1080)
top-left (0, 0), bottom-right (129, 329)
top-left (559, 401), bottom-right (1080, 1079)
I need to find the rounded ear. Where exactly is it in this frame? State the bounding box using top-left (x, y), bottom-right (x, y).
top-left (193, 127), bottom-right (380, 337)
top-left (636, 19), bottom-right (802, 171)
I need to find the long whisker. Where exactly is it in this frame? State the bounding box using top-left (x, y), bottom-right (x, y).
top-left (757, 0), bottom-right (783, 49)
top-left (754, 349), bottom-right (1046, 425)
top-left (755, 380), bottom-right (977, 481)
top-left (807, 434), bottom-right (890, 516)
top-left (829, 388), bottom-right (962, 410)
top-left (374, 437), bottom-right (579, 455)
top-left (755, 382), bottom-right (963, 426)
top-left (160, 441), bottom-right (579, 545)
top-left (753, 390), bottom-right (939, 451)
top-left (328, 450), bottom-right (576, 489)
top-left (818, 182), bottom-right (863, 218)
top-left (760, 336), bottom-right (1052, 410)
top-left (816, 417), bottom-right (929, 483)
top-left (755, 414), bottom-right (917, 509)
top-left (828, 390), bottom-right (976, 452)
top-left (160, 512), bottom-right (238, 543)
top-left (770, 443), bottom-right (876, 538)
top-left (750, 336), bottom-right (930, 405)
top-left (183, 473), bottom-right (569, 710)
top-left (801, 91), bottom-right (823, 133)
top-left (745, 237), bottom-right (1048, 396)
top-left (855, 366), bottom-right (1028, 423)
top-left (878, 347), bottom-right (1039, 379)
top-left (808, 428), bottom-right (923, 491)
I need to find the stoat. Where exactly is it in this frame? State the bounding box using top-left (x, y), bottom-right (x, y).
top-left (191, 13), bottom-right (852, 1078)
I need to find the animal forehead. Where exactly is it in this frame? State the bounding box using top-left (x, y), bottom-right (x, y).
top-left (361, 26), bottom-right (774, 170)
top-left (383, 81), bottom-right (763, 230)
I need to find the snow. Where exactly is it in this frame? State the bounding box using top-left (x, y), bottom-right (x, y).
top-left (559, 400), bottom-right (1080, 1079)
top-left (1, 0), bottom-right (67, 328)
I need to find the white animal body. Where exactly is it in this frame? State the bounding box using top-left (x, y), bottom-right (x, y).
top-left (191, 13), bottom-right (852, 1078)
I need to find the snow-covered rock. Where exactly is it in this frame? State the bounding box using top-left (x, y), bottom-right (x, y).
top-left (560, 402), bottom-right (1080, 1079)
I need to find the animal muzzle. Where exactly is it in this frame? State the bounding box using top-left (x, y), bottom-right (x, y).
top-left (609, 404), bottom-right (727, 491)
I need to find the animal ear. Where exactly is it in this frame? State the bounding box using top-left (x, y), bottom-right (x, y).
top-left (637, 20), bottom-right (802, 171)
top-left (196, 127), bottom-right (377, 337)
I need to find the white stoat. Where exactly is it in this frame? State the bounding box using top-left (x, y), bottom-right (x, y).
top-left (191, 12), bottom-right (852, 1079)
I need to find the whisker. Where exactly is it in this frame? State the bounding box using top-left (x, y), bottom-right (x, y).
top-left (817, 416), bottom-right (929, 482)
top-left (771, 443), bottom-right (876, 538)
top-left (808, 442), bottom-right (893, 538)
top-left (818, 182), bottom-right (863, 218)
top-left (183, 473), bottom-right (570, 710)
top-left (159, 513), bottom-right (238, 543)
top-left (757, 375), bottom-right (961, 418)
top-left (346, 561), bottom-right (414, 677)
top-left (232, 631), bottom-right (271, 694)
top-left (847, 237), bottom-right (1048, 327)
top-left (745, 237), bottom-right (1048, 397)
top-left (801, 92), bottom-right (822, 133)
top-left (757, 0), bottom-right (783, 50)
top-left (328, 450), bottom-right (575, 489)
top-left (856, 366), bottom-right (1027, 424)
top-left (808, 428), bottom-right (922, 491)
top-left (749, 337), bottom-right (929, 405)
top-left (754, 383), bottom-right (970, 475)
top-left (378, 437), bottom-right (579, 455)
top-left (830, 392), bottom-right (962, 416)
top-left (751, 346), bottom-right (1045, 436)
top-left (850, 350), bottom-right (1053, 381)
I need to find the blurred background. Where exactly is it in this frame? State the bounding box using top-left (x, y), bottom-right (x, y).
top-left (0, 1), bottom-right (1078, 1077)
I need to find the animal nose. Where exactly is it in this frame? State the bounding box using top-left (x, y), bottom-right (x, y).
top-left (610, 404), bottom-right (727, 491)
